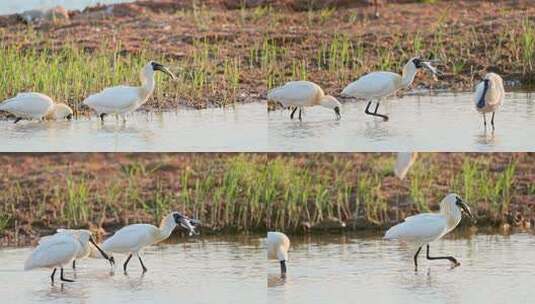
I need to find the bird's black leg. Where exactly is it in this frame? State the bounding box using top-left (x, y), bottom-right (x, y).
top-left (298, 108), bottom-right (302, 121)
top-left (13, 117), bottom-right (22, 124)
top-left (426, 244), bottom-right (460, 266)
top-left (60, 267), bottom-right (74, 282)
top-left (123, 253), bottom-right (133, 273)
top-left (50, 268), bottom-right (57, 283)
top-left (414, 246), bottom-right (422, 271)
top-left (483, 114), bottom-right (487, 127)
top-left (364, 101), bottom-right (389, 121)
top-left (138, 255), bottom-right (148, 273)
top-left (280, 260), bottom-right (287, 275)
top-left (290, 107), bottom-right (297, 120)
top-left (72, 260), bottom-right (76, 270)
top-left (100, 113), bottom-right (106, 121)
top-left (491, 112), bottom-right (495, 130)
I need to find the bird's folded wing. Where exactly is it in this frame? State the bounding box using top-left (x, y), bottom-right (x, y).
top-left (25, 238), bottom-right (76, 269)
top-left (343, 72), bottom-right (398, 97)
top-left (268, 82), bottom-right (316, 104)
top-left (103, 224), bottom-right (156, 251)
top-left (385, 214), bottom-right (447, 242)
top-left (84, 86), bottom-right (140, 110)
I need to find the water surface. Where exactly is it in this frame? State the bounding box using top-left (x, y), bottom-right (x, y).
top-left (0, 92), bottom-right (533, 151)
top-left (0, 232), bottom-right (534, 303)
top-left (0, 0), bottom-right (133, 15)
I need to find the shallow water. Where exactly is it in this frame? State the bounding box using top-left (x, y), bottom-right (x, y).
top-left (0, 232), bottom-right (534, 303)
top-left (0, 92), bottom-right (533, 152)
top-left (0, 0), bottom-right (133, 15)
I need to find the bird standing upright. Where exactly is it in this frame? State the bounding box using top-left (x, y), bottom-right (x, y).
top-left (342, 57), bottom-right (440, 121)
top-left (474, 72), bottom-right (505, 130)
top-left (83, 61), bottom-right (176, 122)
top-left (384, 193), bottom-right (473, 271)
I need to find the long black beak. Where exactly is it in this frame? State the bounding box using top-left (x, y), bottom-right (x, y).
top-left (459, 201), bottom-right (473, 218)
top-left (153, 64), bottom-right (177, 80)
top-left (90, 237), bottom-right (115, 266)
top-left (334, 107), bottom-right (341, 120)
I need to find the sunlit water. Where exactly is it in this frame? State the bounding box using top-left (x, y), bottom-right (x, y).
top-left (0, 92), bottom-right (533, 151)
top-left (0, 0), bottom-right (133, 15)
top-left (0, 232), bottom-right (534, 303)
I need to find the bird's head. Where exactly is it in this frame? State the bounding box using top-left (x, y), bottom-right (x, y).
top-left (319, 95), bottom-right (342, 120)
top-left (52, 103), bottom-right (73, 120)
top-left (172, 212), bottom-right (199, 236)
top-left (146, 60), bottom-right (176, 80)
top-left (441, 193), bottom-right (473, 219)
top-left (408, 57), bottom-right (442, 78)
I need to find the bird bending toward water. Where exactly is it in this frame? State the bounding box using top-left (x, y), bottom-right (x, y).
top-left (0, 92), bottom-right (73, 123)
top-left (474, 72), bottom-right (504, 130)
top-left (25, 230), bottom-right (113, 283)
top-left (83, 61), bottom-right (176, 122)
top-left (342, 57), bottom-right (440, 121)
top-left (267, 232), bottom-right (290, 277)
top-left (384, 193), bottom-right (473, 271)
top-left (268, 80), bottom-right (341, 121)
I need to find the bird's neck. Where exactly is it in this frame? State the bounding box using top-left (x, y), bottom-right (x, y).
top-left (139, 71), bottom-right (156, 104)
top-left (157, 215), bottom-right (177, 242)
top-left (440, 203), bottom-right (462, 231)
top-left (400, 63), bottom-right (417, 88)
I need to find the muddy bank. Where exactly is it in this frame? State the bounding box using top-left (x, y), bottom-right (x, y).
top-left (0, 153), bottom-right (533, 246)
top-left (0, 1), bottom-right (534, 110)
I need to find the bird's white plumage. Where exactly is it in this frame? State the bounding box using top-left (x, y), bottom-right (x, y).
top-left (394, 152), bottom-right (418, 180)
top-left (474, 72), bottom-right (504, 114)
top-left (268, 80), bottom-right (341, 119)
top-left (342, 72), bottom-right (401, 98)
top-left (267, 231), bottom-right (290, 261)
top-left (384, 193), bottom-right (467, 247)
top-left (0, 92), bottom-right (54, 119)
top-left (268, 81), bottom-right (323, 107)
top-left (102, 224), bottom-right (159, 254)
top-left (24, 232), bottom-right (79, 270)
top-left (384, 213), bottom-right (448, 245)
top-left (83, 86), bottom-right (142, 115)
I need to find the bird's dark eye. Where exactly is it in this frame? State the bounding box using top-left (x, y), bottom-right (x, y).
top-left (412, 58), bottom-right (422, 68)
top-left (455, 196), bottom-right (462, 206)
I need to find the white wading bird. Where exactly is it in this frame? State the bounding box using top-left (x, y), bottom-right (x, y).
top-left (342, 57), bottom-right (440, 121)
top-left (384, 193), bottom-right (473, 271)
top-left (25, 230), bottom-right (113, 283)
top-left (474, 72), bottom-right (505, 130)
top-left (102, 212), bottom-right (198, 273)
top-left (83, 61), bottom-right (176, 122)
top-left (394, 152), bottom-right (418, 180)
top-left (0, 92), bottom-right (73, 123)
top-left (40, 229), bottom-right (114, 269)
top-left (267, 232), bottom-right (290, 276)
top-left (267, 80), bottom-right (341, 121)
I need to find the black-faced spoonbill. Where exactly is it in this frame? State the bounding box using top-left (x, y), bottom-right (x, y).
top-left (0, 92), bottom-right (73, 123)
top-left (267, 80), bottom-right (341, 121)
top-left (474, 72), bottom-right (504, 130)
top-left (40, 229), bottom-right (115, 269)
top-left (267, 232), bottom-right (290, 277)
top-left (24, 230), bottom-right (113, 283)
top-left (394, 152), bottom-right (418, 180)
top-left (384, 193), bottom-right (473, 271)
top-left (102, 212), bottom-right (198, 273)
top-left (83, 61), bottom-right (176, 122)
top-left (342, 57), bottom-right (440, 121)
